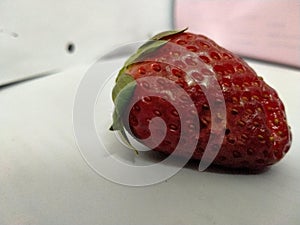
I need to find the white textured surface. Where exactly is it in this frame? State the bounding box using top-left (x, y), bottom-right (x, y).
top-left (0, 0), bottom-right (171, 85)
top-left (0, 58), bottom-right (300, 225)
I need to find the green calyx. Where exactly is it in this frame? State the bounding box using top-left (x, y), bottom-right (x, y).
top-left (109, 73), bottom-right (137, 152)
top-left (110, 73), bottom-right (136, 131)
top-left (150, 27), bottom-right (188, 41)
top-left (109, 28), bottom-right (188, 151)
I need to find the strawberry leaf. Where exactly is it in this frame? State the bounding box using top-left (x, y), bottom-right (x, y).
top-left (110, 73), bottom-right (138, 153)
top-left (112, 73), bottom-right (135, 102)
top-left (151, 27), bottom-right (188, 40)
top-left (111, 73), bottom-right (136, 129)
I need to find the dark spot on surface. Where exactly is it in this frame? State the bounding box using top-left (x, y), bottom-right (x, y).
top-left (66, 42), bottom-right (75, 53)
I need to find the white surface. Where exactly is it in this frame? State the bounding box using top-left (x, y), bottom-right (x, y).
top-left (0, 58), bottom-right (300, 225)
top-left (0, 0), bottom-right (171, 85)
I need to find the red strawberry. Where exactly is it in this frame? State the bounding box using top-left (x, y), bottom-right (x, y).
top-left (110, 29), bottom-right (292, 170)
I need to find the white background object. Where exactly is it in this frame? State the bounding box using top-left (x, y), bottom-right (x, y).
top-left (0, 0), bottom-right (171, 85)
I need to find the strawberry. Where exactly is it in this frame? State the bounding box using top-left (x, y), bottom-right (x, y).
top-left (110, 28), bottom-right (292, 170)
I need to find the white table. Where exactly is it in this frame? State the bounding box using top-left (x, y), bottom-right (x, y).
top-left (1, 58), bottom-right (299, 225)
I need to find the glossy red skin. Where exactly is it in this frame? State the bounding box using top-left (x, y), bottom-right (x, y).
top-left (122, 32), bottom-right (292, 170)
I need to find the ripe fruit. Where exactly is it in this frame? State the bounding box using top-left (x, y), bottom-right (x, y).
top-left (110, 28), bottom-right (292, 170)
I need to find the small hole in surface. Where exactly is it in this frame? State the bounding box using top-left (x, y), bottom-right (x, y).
top-left (66, 42), bottom-right (75, 53)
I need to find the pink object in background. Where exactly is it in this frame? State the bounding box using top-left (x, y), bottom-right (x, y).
top-left (174, 0), bottom-right (300, 68)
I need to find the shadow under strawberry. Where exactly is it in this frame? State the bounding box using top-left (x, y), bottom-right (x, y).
top-left (137, 150), bottom-right (269, 175)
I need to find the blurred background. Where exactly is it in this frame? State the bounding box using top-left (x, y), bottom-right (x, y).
top-left (174, 0), bottom-right (300, 68)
